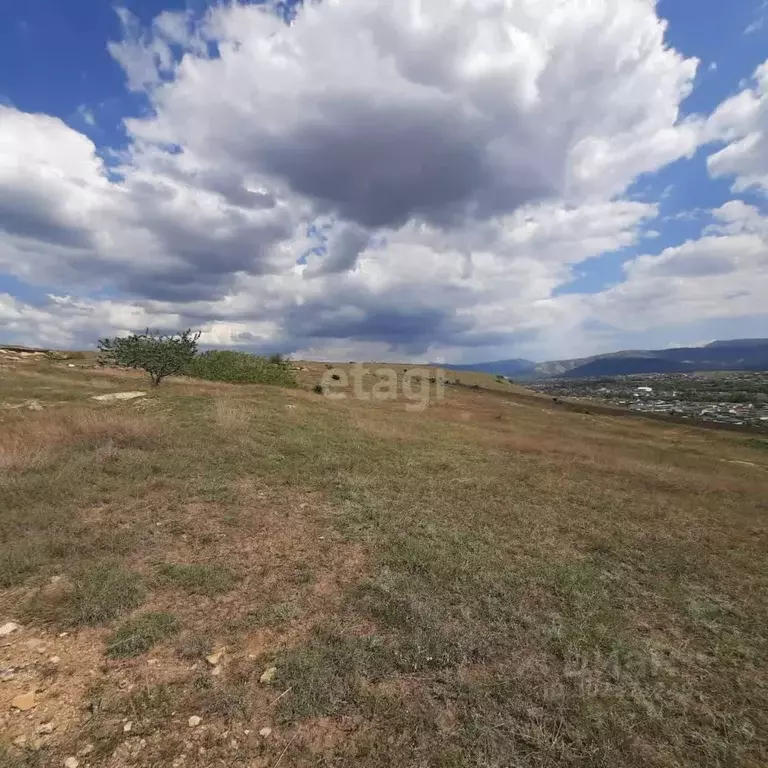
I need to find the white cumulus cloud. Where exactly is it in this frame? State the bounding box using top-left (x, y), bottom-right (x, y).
top-left (3, 0), bottom-right (766, 361)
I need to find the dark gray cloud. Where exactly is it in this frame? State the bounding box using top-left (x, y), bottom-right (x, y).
top-left (0, 188), bottom-right (92, 248)
top-left (254, 97), bottom-right (533, 229)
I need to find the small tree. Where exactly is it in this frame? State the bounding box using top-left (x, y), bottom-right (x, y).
top-left (98, 329), bottom-right (201, 388)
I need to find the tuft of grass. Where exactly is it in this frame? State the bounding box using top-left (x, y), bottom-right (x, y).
top-left (28, 564), bottom-right (145, 627)
top-left (155, 563), bottom-right (239, 596)
top-left (173, 629), bottom-right (213, 660)
top-left (106, 612), bottom-right (181, 658)
top-left (0, 543), bottom-right (42, 588)
top-left (241, 600), bottom-right (299, 629)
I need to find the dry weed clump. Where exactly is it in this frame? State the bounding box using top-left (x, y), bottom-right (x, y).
top-left (0, 407), bottom-right (167, 471)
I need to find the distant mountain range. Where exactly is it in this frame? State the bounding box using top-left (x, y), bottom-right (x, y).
top-left (449, 338), bottom-right (768, 379)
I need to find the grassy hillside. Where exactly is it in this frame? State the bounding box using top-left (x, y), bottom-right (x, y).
top-left (1, 359), bottom-right (766, 767)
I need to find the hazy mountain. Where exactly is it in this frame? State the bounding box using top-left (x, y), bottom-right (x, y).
top-left (449, 338), bottom-right (768, 379)
top-left (448, 358), bottom-right (536, 377)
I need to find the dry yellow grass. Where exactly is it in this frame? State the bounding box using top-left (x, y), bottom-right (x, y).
top-left (0, 408), bottom-right (167, 472)
top-left (0, 360), bottom-right (766, 767)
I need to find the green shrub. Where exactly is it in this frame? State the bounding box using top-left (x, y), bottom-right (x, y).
top-left (185, 350), bottom-right (297, 387)
top-left (98, 329), bottom-right (200, 387)
top-left (106, 612), bottom-right (181, 658)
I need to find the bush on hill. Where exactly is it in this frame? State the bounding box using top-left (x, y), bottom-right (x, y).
top-left (98, 329), bottom-right (201, 387)
top-left (186, 350), bottom-right (297, 387)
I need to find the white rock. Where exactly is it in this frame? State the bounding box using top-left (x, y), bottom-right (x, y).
top-left (259, 727), bottom-right (272, 738)
top-left (64, 758), bottom-right (80, 768)
top-left (67, 364), bottom-right (76, 368)
top-left (259, 666), bottom-right (277, 684)
top-left (91, 392), bottom-right (147, 402)
top-left (49, 656), bottom-right (61, 664)
top-left (0, 622), bottom-right (20, 636)
top-left (123, 721), bottom-right (133, 733)
top-left (37, 722), bottom-right (55, 734)
top-left (188, 716), bottom-right (202, 728)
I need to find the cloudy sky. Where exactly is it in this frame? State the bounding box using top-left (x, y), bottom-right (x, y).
top-left (0, 0), bottom-right (767, 363)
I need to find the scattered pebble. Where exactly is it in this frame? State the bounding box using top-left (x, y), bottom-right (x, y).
top-left (259, 666), bottom-right (277, 683)
top-left (0, 621), bottom-right (21, 636)
top-left (64, 758), bottom-right (80, 768)
top-left (259, 727), bottom-right (273, 738)
top-left (188, 716), bottom-right (202, 728)
top-left (11, 692), bottom-right (36, 711)
top-left (123, 721), bottom-right (133, 733)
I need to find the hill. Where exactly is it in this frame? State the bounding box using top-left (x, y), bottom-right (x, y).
top-left (453, 338), bottom-right (768, 378)
top-left (0, 357), bottom-right (766, 767)
top-left (563, 338), bottom-right (768, 377)
top-left (447, 357), bottom-right (536, 377)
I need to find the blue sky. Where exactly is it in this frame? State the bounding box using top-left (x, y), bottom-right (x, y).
top-left (0, 1), bottom-right (767, 361)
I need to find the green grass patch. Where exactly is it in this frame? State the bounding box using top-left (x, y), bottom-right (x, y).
top-left (27, 564), bottom-right (145, 627)
top-left (240, 600), bottom-right (299, 629)
top-left (155, 562), bottom-right (239, 596)
top-left (106, 612), bottom-right (181, 658)
top-left (0, 543), bottom-right (43, 588)
top-left (186, 350), bottom-right (297, 386)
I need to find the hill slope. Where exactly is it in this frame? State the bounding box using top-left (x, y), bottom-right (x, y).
top-left (1, 359), bottom-right (766, 767)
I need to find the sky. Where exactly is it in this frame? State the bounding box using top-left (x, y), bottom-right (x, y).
top-left (0, 0), bottom-right (767, 363)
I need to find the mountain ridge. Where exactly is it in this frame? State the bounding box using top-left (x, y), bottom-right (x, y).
top-left (448, 338), bottom-right (768, 378)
